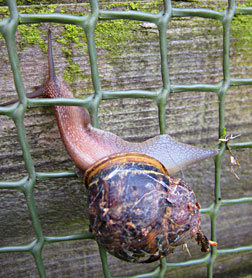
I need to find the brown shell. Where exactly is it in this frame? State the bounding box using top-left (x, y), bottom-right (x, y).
top-left (84, 152), bottom-right (201, 263)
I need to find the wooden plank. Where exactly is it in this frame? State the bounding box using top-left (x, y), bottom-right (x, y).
top-left (0, 1), bottom-right (251, 277)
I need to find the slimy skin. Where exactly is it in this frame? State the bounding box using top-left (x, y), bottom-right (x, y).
top-left (5, 30), bottom-right (218, 174)
top-left (40, 30), bottom-right (217, 173)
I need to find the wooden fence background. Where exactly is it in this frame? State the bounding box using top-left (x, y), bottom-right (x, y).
top-left (0, 1), bottom-right (251, 277)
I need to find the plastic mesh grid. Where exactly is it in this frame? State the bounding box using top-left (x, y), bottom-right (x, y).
top-left (0, 0), bottom-right (252, 277)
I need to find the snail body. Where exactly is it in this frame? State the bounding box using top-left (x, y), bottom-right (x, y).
top-left (3, 30), bottom-right (218, 262)
top-left (41, 30), bottom-right (217, 175)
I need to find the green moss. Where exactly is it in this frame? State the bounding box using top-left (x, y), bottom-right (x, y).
top-left (56, 24), bottom-right (87, 86)
top-left (18, 24), bottom-right (46, 51)
top-left (170, 0), bottom-right (228, 11)
top-left (15, 0), bottom-right (62, 5)
top-left (0, 6), bottom-right (9, 39)
top-left (18, 3), bottom-right (57, 15)
top-left (16, 5), bottom-right (57, 52)
top-left (231, 1), bottom-right (252, 55)
top-left (95, 19), bottom-right (138, 56)
top-left (0, 1), bottom-right (163, 85)
top-left (100, 1), bottom-right (162, 13)
top-left (0, 5), bottom-right (8, 16)
top-left (58, 23), bottom-right (87, 49)
top-left (95, 1), bottom-right (162, 56)
top-left (56, 1), bottom-right (163, 84)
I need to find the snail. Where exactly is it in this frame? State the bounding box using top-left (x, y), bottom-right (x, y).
top-left (3, 30), bottom-right (218, 263)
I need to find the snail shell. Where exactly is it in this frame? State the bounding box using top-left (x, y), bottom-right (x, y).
top-left (2, 30), bottom-right (216, 262)
top-left (84, 152), bottom-right (201, 263)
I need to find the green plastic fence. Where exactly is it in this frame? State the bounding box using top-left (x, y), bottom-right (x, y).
top-left (0, 0), bottom-right (252, 277)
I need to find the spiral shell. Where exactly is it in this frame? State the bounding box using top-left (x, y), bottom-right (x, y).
top-left (84, 152), bottom-right (202, 263)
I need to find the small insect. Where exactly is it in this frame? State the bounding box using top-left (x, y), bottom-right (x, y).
top-left (196, 230), bottom-right (218, 253)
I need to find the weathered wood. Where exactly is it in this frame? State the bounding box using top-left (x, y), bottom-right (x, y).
top-left (0, 1), bottom-right (252, 277)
